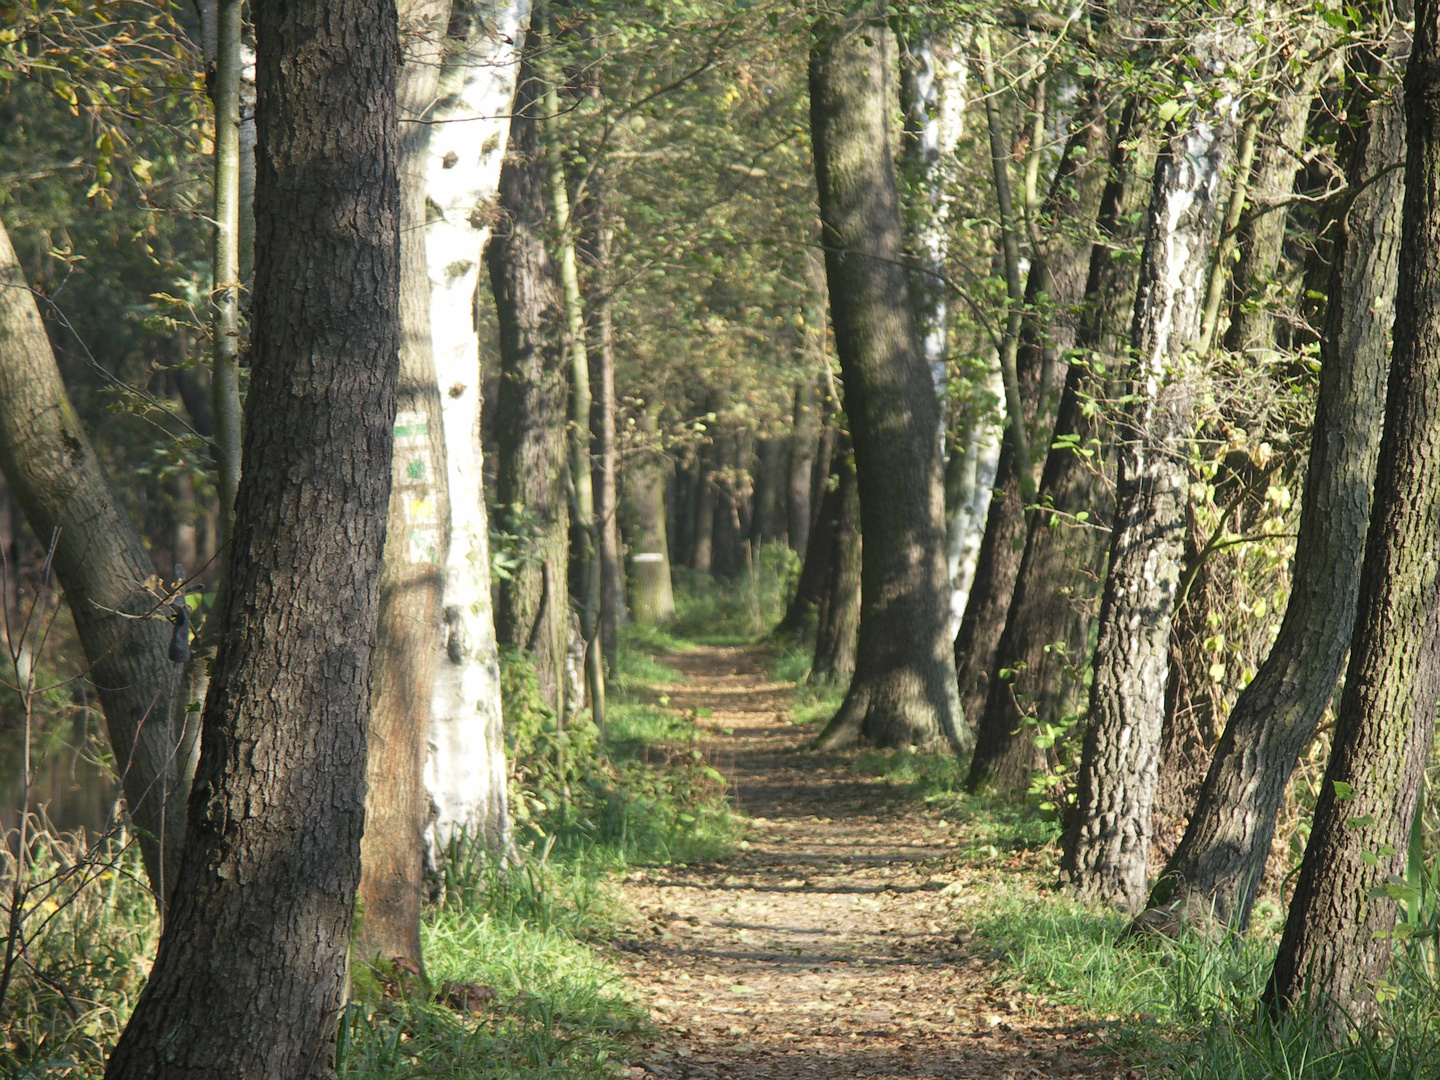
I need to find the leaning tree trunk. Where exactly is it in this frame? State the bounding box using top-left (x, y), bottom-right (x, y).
top-left (810, 450), bottom-right (860, 685)
top-left (1060, 35), bottom-right (1242, 913)
top-left (488, 46), bottom-right (571, 714)
top-left (809, 13), bottom-right (959, 751)
top-left (952, 87), bottom-right (1109, 727)
top-left (104, 0), bottom-right (399, 1070)
top-left (1140, 24), bottom-right (1405, 934)
top-left (0, 216), bottom-right (190, 905)
top-left (1263, 8), bottom-right (1440, 1031)
top-left (356, 0), bottom-right (453, 973)
top-left (421, 0), bottom-right (529, 858)
top-left (965, 100), bottom-right (1146, 795)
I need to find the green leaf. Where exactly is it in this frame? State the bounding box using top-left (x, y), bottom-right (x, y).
top-left (1332, 781), bottom-right (1354, 801)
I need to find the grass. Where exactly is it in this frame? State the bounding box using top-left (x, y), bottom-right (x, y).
top-left (665, 543), bottom-right (799, 644)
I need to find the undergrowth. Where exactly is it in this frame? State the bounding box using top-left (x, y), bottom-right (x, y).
top-left (667, 543), bottom-right (798, 643)
top-left (1, 631), bottom-right (738, 1078)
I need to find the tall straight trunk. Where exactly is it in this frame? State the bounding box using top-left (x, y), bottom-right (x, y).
top-left (751, 437), bottom-right (785, 547)
top-left (1143, 23), bottom-right (1405, 933)
top-left (591, 235), bottom-right (624, 675)
top-left (811, 450), bottom-right (860, 684)
top-left (541, 57), bottom-right (603, 727)
top-left (952, 89), bottom-right (1109, 726)
top-left (104, 0), bottom-right (399, 1069)
top-left (775, 431), bottom-right (839, 640)
top-left (210, 0), bottom-right (243, 551)
top-left (624, 411), bottom-right (675, 624)
top-left (0, 217), bottom-right (191, 904)
top-left (1060, 38), bottom-right (1242, 913)
top-left (356, 0), bottom-right (452, 972)
top-left (787, 380), bottom-right (821, 555)
top-left (422, 0), bottom-right (528, 856)
top-left (692, 448), bottom-right (716, 574)
top-left (488, 46), bottom-right (570, 713)
top-left (1264, 8), bottom-right (1440, 1029)
top-left (809, 13), bottom-right (959, 751)
top-left (966, 102), bottom-right (1146, 795)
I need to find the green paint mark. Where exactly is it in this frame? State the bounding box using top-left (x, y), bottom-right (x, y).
top-left (394, 423), bottom-right (429, 438)
top-left (407, 458), bottom-right (426, 480)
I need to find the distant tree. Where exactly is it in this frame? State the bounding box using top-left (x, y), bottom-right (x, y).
top-left (103, 0), bottom-right (400, 1071)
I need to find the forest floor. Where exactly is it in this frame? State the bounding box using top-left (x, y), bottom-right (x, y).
top-left (607, 644), bottom-right (1130, 1080)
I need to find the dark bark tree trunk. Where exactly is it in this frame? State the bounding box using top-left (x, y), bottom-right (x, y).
top-left (1264, 9), bottom-right (1440, 1030)
top-left (952, 89), bottom-right (1109, 729)
top-left (692, 447), bottom-right (716, 575)
top-left (1142, 23), bottom-right (1406, 934)
top-left (488, 47), bottom-right (570, 712)
top-left (811, 450), bottom-right (860, 685)
top-left (809, 13), bottom-right (958, 751)
top-left (787, 380), bottom-right (821, 555)
top-left (624, 409), bottom-right (675, 625)
top-left (751, 436), bottom-right (785, 548)
top-left (0, 216), bottom-right (192, 905)
top-left (104, 0), bottom-right (400, 1070)
top-left (774, 432), bottom-right (839, 641)
top-left (965, 102), bottom-right (1145, 795)
top-left (356, 0), bottom-right (452, 974)
top-left (1061, 38), bottom-right (1242, 912)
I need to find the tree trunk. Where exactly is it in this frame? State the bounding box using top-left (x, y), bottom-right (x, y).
top-left (787, 380), bottom-right (821, 556)
top-left (1060, 38), bottom-right (1242, 912)
top-left (1142, 23), bottom-right (1405, 934)
top-left (488, 46), bottom-right (570, 713)
top-left (965, 101), bottom-right (1145, 796)
top-left (811, 450), bottom-right (860, 684)
top-left (1263, 9), bottom-right (1440, 1030)
top-left (104, 0), bottom-right (399, 1070)
top-left (591, 240), bottom-right (625, 675)
top-left (952, 88), bottom-right (1109, 728)
top-left (751, 437), bottom-right (785, 547)
top-left (774, 431), bottom-right (839, 641)
top-left (0, 216), bottom-right (192, 905)
top-left (692, 448), bottom-right (716, 574)
top-left (422, 0), bottom-right (529, 858)
top-left (809, 14), bottom-right (959, 751)
top-left (356, 0), bottom-right (452, 974)
top-left (624, 408), bottom-right (675, 624)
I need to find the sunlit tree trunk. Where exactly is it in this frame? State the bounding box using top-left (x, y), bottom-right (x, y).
top-left (104, 0), bottom-right (400, 1069)
top-left (1061, 31), bottom-right (1244, 912)
top-left (1264, 6), bottom-right (1440, 1029)
top-left (356, 0), bottom-right (453, 973)
top-left (624, 409), bottom-right (675, 624)
top-left (809, 12), bottom-right (959, 751)
top-left (811, 449), bottom-right (860, 684)
top-left (422, 0), bottom-right (529, 856)
top-left (1143, 21), bottom-right (1406, 934)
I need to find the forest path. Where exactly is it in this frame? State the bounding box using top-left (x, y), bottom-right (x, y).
top-left (611, 644), bottom-right (1123, 1080)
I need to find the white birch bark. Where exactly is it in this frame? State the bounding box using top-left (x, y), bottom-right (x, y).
top-left (422, 0), bottom-right (531, 856)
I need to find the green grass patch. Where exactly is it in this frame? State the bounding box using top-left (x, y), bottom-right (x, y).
top-left (667, 544), bottom-right (799, 643)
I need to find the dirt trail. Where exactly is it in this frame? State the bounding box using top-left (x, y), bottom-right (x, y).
top-left (612, 645), bottom-right (1125, 1080)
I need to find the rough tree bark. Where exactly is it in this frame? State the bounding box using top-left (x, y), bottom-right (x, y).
top-left (965, 101), bottom-right (1145, 795)
top-left (104, 0), bottom-right (400, 1070)
top-left (422, 0), bottom-right (529, 856)
top-left (0, 216), bottom-right (190, 905)
top-left (488, 44), bottom-right (571, 713)
top-left (356, 0), bottom-right (453, 973)
top-left (1139, 22), bottom-right (1406, 934)
top-left (1060, 34), bottom-right (1242, 912)
top-left (951, 88), bottom-right (1109, 728)
top-left (809, 12), bottom-right (959, 751)
top-left (1263, 6), bottom-right (1440, 1030)
top-left (810, 449), bottom-right (860, 685)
